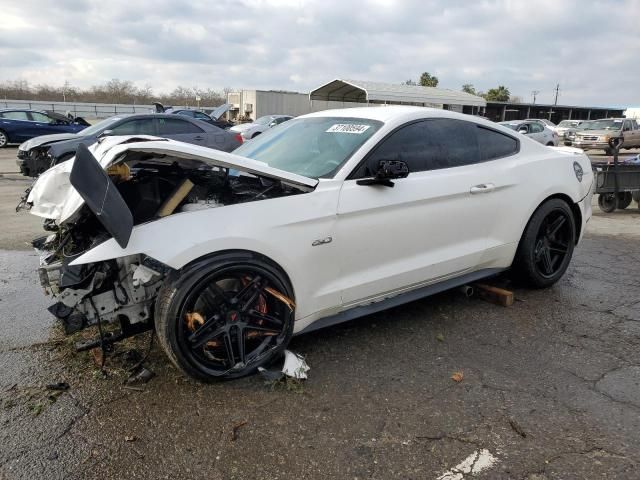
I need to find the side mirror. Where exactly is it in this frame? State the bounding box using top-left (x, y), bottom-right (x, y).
top-left (269, 121), bottom-right (278, 128)
top-left (517, 128), bottom-right (528, 135)
top-left (357, 160), bottom-right (409, 187)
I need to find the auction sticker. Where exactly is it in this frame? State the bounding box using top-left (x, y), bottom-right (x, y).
top-left (326, 124), bottom-right (371, 134)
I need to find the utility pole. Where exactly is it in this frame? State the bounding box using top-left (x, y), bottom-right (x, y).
top-left (553, 83), bottom-right (560, 105)
top-left (531, 90), bottom-right (540, 104)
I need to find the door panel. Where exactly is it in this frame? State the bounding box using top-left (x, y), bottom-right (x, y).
top-left (336, 164), bottom-right (500, 305)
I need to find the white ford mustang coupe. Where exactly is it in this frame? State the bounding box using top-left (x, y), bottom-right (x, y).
top-left (25, 106), bottom-right (593, 381)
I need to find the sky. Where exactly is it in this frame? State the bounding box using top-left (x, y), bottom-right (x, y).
top-left (1, 0), bottom-right (639, 107)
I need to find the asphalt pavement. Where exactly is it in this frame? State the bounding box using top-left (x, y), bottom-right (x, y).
top-left (1, 145), bottom-right (640, 479)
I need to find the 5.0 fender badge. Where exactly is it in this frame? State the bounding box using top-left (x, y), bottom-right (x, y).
top-left (312, 236), bottom-right (333, 247)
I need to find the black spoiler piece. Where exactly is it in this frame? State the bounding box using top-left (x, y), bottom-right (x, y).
top-left (69, 143), bottom-right (133, 248)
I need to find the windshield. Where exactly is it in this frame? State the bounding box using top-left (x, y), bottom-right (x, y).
top-left (583, 119), bottom-right (623, 131)
top-left (254, 116), bottom-right (275, 125)
top-left (79, 116), bottom-right (124, 136)
top-left (233, 117), bottom-right (383, 178)
top-left (558, 120), bottom-right (579, 128)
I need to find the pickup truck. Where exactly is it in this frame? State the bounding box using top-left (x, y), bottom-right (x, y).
top-left (572, 118), bottom-right (640, 154)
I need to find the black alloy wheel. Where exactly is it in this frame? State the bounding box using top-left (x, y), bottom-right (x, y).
top-left (513, 199), bottom-right (576, 288)
top-left (532, 209), bottom-right (573, 279)
top-left (155, 254), bottom-right (295, 381)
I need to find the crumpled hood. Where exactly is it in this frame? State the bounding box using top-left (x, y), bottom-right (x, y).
top-left (19, 133), bottom-right (81, 151)
top-left (27, 135), bottom-right (317, 223)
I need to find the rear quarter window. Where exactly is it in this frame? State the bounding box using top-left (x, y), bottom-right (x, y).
top-left (477, 126), bottom-right (519, 161)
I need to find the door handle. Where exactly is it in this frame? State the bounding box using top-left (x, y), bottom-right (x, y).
top-left (470, 183), bottom-right (495, 194)
top-left (194, 136), bottom-right (204, 141)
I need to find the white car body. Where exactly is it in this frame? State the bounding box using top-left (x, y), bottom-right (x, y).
top-left (230, 115), bottom-right (292, 140)
top-left (29, 107), bottom-right (593, 337)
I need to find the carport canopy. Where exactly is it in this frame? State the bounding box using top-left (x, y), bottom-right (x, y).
top-left (310, 79), bottom-right (486, 108)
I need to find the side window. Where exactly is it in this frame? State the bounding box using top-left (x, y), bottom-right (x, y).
top-left (477, 126), bottom-right (519, 160)
top-left (158, 118), bottom-right (204, 135)
top-left (29, 112), bottom-right (51, 122)
top-left (529, 123), bottom-right (544, 133)
top-left (351, 119), bottom-right (480, 177)
top-left (111, 118), bottom-right (156, 135)
top-left (2, 111), bottom-right (29, 121)
top-left (623, 120), bottom-right (632, 131)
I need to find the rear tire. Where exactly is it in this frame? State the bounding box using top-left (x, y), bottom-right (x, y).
top-left (0, 130), bottom-right (8, 148)
top-left (155, 252), bottom-right (295, 381)
top-left (512, 199), bottom-right (576, 289)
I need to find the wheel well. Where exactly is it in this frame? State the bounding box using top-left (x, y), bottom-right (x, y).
top-left (178, 249), bottom-right (295, 298)
top-left (534, 194), bottom-right (583, 243)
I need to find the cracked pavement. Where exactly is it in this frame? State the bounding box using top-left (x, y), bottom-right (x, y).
top-left (1, 147), bottom-right (640, 479)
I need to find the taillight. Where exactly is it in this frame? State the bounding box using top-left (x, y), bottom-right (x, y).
top-left (235, 133), bottom-right (243, 144)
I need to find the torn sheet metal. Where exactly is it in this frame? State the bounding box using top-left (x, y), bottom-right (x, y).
top-left (281, 350), bottom-right (310, 379)
top-left (27, 135), bottom-right (317, 224)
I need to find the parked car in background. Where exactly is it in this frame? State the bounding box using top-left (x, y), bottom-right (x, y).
top-left (572, 118), bottom-right (640, 154)
top-left (25, 106), bottom-right (593, 381)
top-left (564, 121), bottom-right (592, 146)
top-left (230, 114), bottom-right (293, 140)
top-left (167, 104), bottom-right (234, 130)
top-left (17, 113), bottom-right (242, 176)
top-left (0, 109), bottom-right (88, 148)
top-left (525, 118), bottom-right (557, 132)
top-left (556, 120), bottom-right (586, 141)
top-left (499, 120), bottom-right (559, 146)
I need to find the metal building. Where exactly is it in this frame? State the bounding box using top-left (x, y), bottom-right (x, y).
top-left (485, 101), bottom-right (625, 124)
top-left (310, 79), bottom-right (486, 114)
top-left (227, 79), bottom-right (487, 121)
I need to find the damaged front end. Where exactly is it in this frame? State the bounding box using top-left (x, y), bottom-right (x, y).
top-left (26, 136), bottom-right (315, 353)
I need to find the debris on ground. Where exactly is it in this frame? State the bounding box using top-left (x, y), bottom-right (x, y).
top-left (509, 417), bottom-right (527, 438)
top-left (436, 333), bottom-right (445, 342)
top-left (451, 371), bottom-right (464, 383)
top-left (126, 366), bottom-right (155, 385)
top-left (45, 382), bottom-right (70, 391)
top-left (231, 420), bottom-right (248, 441)
top-left (282, 350), bottom-right (310, 379)
top-left (124, 435), bottom-right (137, 442)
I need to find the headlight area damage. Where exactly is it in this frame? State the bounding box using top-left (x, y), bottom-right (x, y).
top-left (24, 136), bottom-right (314, 373)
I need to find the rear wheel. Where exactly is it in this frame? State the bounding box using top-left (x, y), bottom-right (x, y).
top-left (155, 253), bottom-right (295, 381)
top-left (0, 130), bottom-right (8, 148)
top-left (598, 192), bottom-right (630, 213)
top-left (512, 199), bottom-right (576, 288)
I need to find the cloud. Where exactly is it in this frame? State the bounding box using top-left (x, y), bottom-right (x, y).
top-left (1, 0), bottom-right (639, 106)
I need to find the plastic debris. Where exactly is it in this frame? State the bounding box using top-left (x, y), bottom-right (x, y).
top-left (45, 382), bottom-right (70, 391)
top-left (281, 350), bottom-right (310, 379)
top-left (126, 367), bottom-right (155, 385)
top-left (451, 371), bottom-right (464, 383)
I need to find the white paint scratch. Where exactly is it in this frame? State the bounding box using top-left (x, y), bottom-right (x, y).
top-left (437, 449), bottom-right (498, 480)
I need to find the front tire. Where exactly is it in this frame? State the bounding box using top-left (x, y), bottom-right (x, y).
top-left (0, 130), bottom-right (8, 148)
top-left (155, 252), bottom-right (295, 381)
top-left (512, 199), bottom-right (576, 288)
